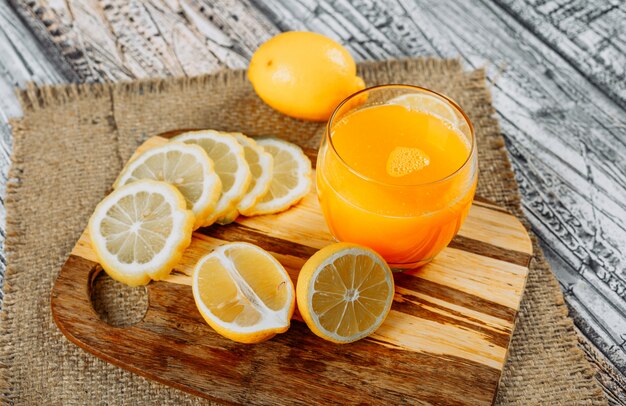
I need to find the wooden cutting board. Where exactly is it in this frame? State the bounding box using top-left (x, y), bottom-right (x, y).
top-left (52, 131), bottom-right (532, 405)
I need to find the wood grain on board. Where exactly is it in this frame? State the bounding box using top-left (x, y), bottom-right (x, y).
top-left (52, 134), bottom-right (532, 405)
top-left (2, 0), bottom-right (625, 402)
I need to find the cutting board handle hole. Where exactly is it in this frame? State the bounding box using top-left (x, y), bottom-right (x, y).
top-left (90, 267), bottom-right (148, 327)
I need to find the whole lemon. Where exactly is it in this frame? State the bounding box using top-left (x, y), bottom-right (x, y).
top-left (248, 31), bottom-right (365, 121)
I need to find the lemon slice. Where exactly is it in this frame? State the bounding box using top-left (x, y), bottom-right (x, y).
top-left (388, 93), bottom-right (459, 126)
top-left (242, 138), bottom-right (312, 216)
top-left (192, 242), bottom-right (295, 343)
top-left (114, 142), bottom-right (221, 230)
top-left (88, 180), bottom-right (194, 287)
top-left (174, 130), bottom-right (251, 226)
top-left (296, 243), bottom-right (394, 344)
top-left (386, 146), bottom-right (430, 177)
top-left (216, 133), bottom-right (273, 224)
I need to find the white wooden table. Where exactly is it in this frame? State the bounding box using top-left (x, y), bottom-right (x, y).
top-left (1, 0), bottom-right (625, 403)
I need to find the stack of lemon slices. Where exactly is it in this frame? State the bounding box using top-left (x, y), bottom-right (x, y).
top-left (88, 129), bottom-right (395, 346)
top-left (88, 129), bottom-right (312, 288)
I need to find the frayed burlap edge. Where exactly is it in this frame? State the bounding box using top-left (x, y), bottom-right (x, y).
top-left (2, 118), bottom-right (30, 404)
top-left (14, 58), bottom-right (461, 112)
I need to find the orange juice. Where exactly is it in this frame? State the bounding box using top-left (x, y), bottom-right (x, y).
top-left (317, 86), bottom-right (477, 268)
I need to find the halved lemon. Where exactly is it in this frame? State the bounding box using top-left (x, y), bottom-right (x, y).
top-left (216, 133), bottom-right (273, 224)
top-left (242, 138), bottom-right (311, 216)
top-left (192, 242), bottom-right (295, 343)
top-left (114, 142), bottom-right (221, 229)
top-left (174, 130), bottom-right (251, 226)
top-left (88, 180), bottom-right (194, 287)
top-left (388, 93), bottom-right (459, 126)
top-left (296, 243), bottom-right (394, 344)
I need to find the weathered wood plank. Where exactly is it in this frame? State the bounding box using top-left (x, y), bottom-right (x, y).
top-left (0, 0), bottom-right (66, 303)
top-left (9, 0), bottom-right (279, 81)
top-left (577, 324), bottom-right (626, 405)
top-left (493, 0), bottom-right (626, 110)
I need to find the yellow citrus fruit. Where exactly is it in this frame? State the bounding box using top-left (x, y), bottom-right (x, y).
top-left (114, 142), bottom-right (222, 230)
top-left (192, 242), bottom-right (295, 343)
top-left (386, 146), bottom-right (430, 177)
top-left (296, 243), bottom-right (394, 344)
top-left (216, 133), bottom-right (273, 225)
top-left (88, 180), bottom-right (194, 287)
top-left (242, 138), bottom-right (312, 216)
top-left (174, 130), bottom-right (251, 226)
top-left (248, 31), bottom-right (365, 121)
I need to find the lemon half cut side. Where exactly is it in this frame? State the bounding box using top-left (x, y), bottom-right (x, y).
top-left (296, 243), bottom-right (395, 344)
top-left (192, 242), bottom-right (295, 343)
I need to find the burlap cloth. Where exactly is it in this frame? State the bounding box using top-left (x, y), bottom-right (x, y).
top-left (0, 58), bottom-right (606, 405)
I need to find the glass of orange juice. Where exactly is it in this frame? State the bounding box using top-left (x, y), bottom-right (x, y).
top-left (317, 85), bottom-right (477, 270)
